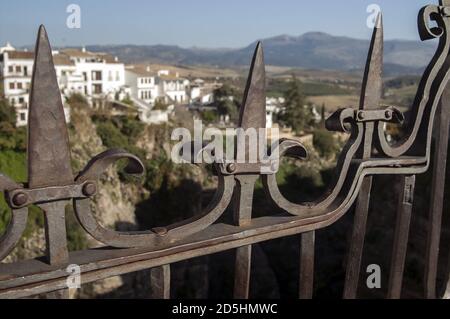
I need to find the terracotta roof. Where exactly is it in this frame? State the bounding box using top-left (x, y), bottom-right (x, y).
top-left (60, 49), bottom-right (95, 58)
top-left (126, 65), bottom-right (157, 77)
top-left (96, 53), bottom-right (121, 64)
top-left (159, 74), bottom-right (186, 81)
top-left (7, 51), bottom-right (34, 60)
top-left (53, 54), bottom-right (75, 66)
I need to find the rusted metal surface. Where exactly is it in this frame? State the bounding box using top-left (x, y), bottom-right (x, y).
top-left (343, 14), bottom-right (383, 299)
top-left (150, 265), bottom-right (171, 299)
top-left (425, 83), bottom-right (450, 298)
top-left (388, 175), bottom-right (415, 299)
top-left (0, 1), bottom-right (450, 299)
top-left (299, 232), bottom-right (315, 299)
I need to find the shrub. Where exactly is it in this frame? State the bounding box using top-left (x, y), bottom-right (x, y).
top-left (313, 129), bottom-right (339, 158)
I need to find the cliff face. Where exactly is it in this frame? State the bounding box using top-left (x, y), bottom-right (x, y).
top-left (70, 106), bottom-right (145, 234)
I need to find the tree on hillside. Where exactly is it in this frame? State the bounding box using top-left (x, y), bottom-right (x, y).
top-left (0, 99), bottom-right (25, 151)
top-left (278, 76), bottom-right (313, 134)
top-left (0, 99), bottom-right (16, 126)
top-left (214, 84), bottom-right (241, 123)
top-left (313, 129), bottom-right (339, 159)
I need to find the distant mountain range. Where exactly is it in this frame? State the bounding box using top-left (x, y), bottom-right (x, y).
top-left (86, 32), bottom-right (437, 75)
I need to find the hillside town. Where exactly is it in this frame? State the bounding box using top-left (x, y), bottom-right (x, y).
top-left (0, 42), bottom-right (286, 128)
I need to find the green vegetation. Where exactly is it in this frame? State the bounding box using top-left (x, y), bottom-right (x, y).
top-left (385, 75), bottom-right (420, 90)
top-left (268, 78), bottom-right (351, 98)
top-left (0, 100), bottom-right (26, 152)
top-left (121, 97), bottom-right (134, 107)
top-left (0, 99), bottom-right (44, 242)
top-left (277, 76), bottom-right (315, 134)
top-left (313, 129), bottom-right (340, 159)
top-left (213, 84), bottom-right (242, 123)
top-left (153, 100), bottom-right (169, 111)
top-left (66, 93), bottom-right (88, 106)
top-left (201, 110), bottom-right (218, 124)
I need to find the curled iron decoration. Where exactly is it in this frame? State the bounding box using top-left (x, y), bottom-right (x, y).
top-left (376, 1), bottom-right (450, 158)
top-left (263, 4), bottom-right (450, 220)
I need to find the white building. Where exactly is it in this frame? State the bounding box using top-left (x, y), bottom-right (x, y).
top-left (59, 48), bottom-right (125, 108)
top-left (266, 97), bottom-right (284, 128)
top-left (125, 65), bottom-right (190, 106)
top-left (125, 65), bottom-right (158, 106)
top-left (1, 51), bottom-right (33, 120)
top-left (157, 72), bottom-right (190, 104)
top-left (1, 43), bottom-right (196, 127)
top-left (0, 45), bottom-right (126, 126)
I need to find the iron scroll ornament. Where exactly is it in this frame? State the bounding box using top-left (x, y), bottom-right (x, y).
top-left (0, 0), bottom-right (450, 259)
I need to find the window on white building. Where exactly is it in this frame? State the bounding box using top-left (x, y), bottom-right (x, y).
top-left (17, 82), bottom-right (23, 90)
top-left (93, 84), bottom-right (102, 94)
top-left (9, 83), bottom-right (14, 90)
top-left (92, 71), bottom-right (102, 81)
top-left (108, 71), bottom-right (113, 81)
top-left (8, 66), bottom-right (13, 73)
top-left (16, 66), bottom-right (21, 73)
top-left (116, 71), bottom-right (120, 81)
top-left (20, 112), bottom-right (26, 121)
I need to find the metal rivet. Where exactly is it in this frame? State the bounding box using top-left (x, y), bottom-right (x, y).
top-left (83, 182), bottom-right (97, 197)
top-left (358, 112), bottom-right (365, 120)
top-left (12, 192), bottom-right (28, 207)
top-left (226, 163), bottom-right (236, 174)
top-left (153, 227), bottom-right (168, 236)
top-left (385, 111), bottom-right (392, 118)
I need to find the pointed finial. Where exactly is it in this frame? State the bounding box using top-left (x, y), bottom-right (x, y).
top-left (375, 12), bottom-right (382, 29)
top-left (359, 11), bottom-right (383, 111)
top-left (27, 25), bottom-right (74, 188)
top-left (239, 41), bottom-right (266, 130)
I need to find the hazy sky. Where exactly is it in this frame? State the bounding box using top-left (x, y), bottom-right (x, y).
top-left (0, 0), bottom-right (438, 48)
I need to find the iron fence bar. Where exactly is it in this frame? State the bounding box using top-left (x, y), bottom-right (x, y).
top-left (234, 246), bottom-right (252, 299)
top-left (27, 26), bottom-right (74, 299)
top-left (424, 84), bottom-right (450, 298)
top-left (343, 12), bottom-right (383, 300)
top-left (342, 176), bottom-right (373, 299)
top-left (232, 175), bottom-right (258, 299)
top-left (387, 175), bottom-right (415, 299)
top-left (0, 212), bottom-right (355, 299)
top-left (299, 231), bottom-right (315, 299)
top-left (150, 265), bottom-right (171, 299)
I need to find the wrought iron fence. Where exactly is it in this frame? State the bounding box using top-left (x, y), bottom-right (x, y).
top-left (1, 0), bottom-right (450, 299)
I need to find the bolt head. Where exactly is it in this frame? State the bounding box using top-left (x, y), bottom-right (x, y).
top-left (226, 163), bottom-right (236, 174)
top-left (358, 112), bottom-right (365, 120)
top-left (83, 183), bottom-right (97, 197)
top-left (12, 192), bottom-right (28, 207)
top-left (153, 227), bottom-right (168, 236)
top-left (385, 111), bottom-right (392, 119)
